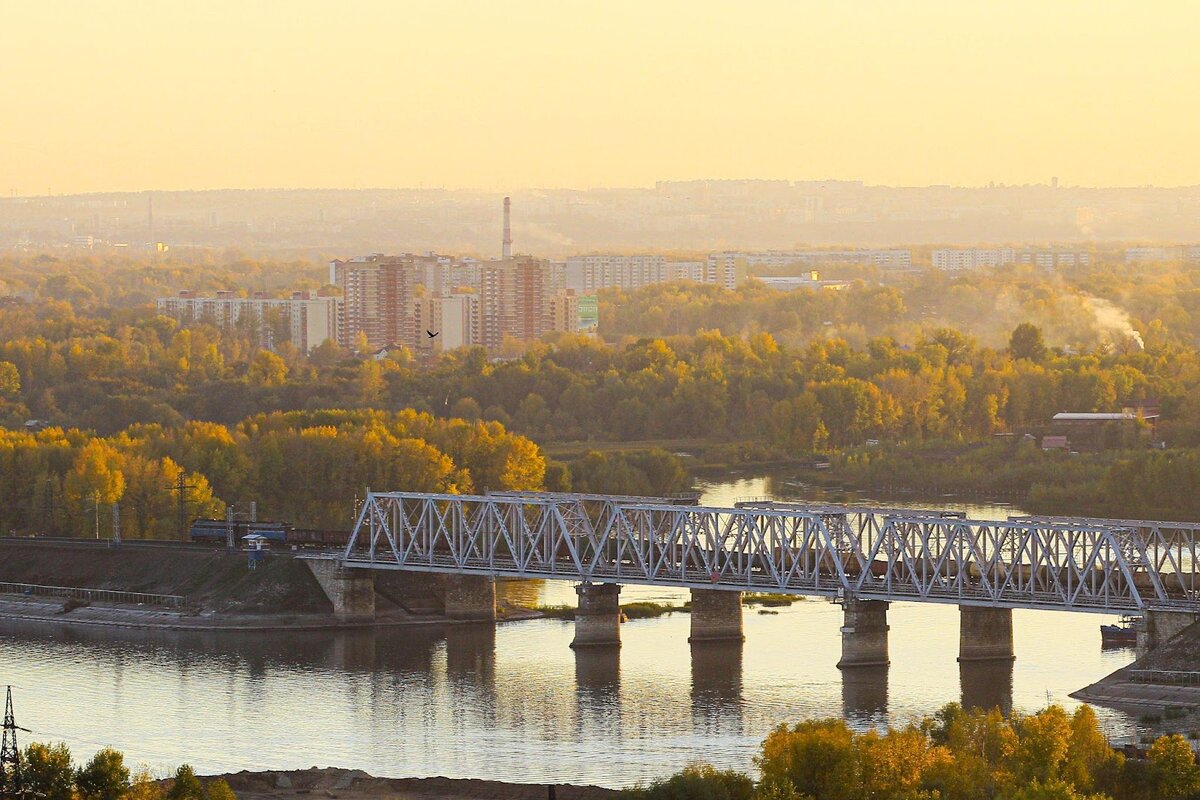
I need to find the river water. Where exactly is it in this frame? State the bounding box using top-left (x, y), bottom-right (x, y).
top-left (0, 474), bottom-right (1171, 788)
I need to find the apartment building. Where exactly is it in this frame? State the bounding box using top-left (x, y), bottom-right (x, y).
top-left (932, 248), bottom-right (1017, 270)
top-left (155, 291), bottom-right (339, 351)
top-left (563, 254), bottom-right (734, 292)
top-left (478, 257), bottom-right (578, 349)
top-left (329, 253), bottom-right (452, 351)
top-left (734, 249), bottom-right (912, 269)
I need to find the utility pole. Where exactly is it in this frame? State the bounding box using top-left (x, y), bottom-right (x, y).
top-left (92, 490), bottom-right (100, 540)
top-left (1, 686), bottom-right (30, 798)
top-left (111, 503), bottom-right (121, 548)
top-left (225, 505), bottom-right (235, 552)
top-left (167, 473), bottom-right (197, 541)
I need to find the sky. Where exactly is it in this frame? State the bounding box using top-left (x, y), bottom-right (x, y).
top-left (3, 0), bottom-right (1199, 194)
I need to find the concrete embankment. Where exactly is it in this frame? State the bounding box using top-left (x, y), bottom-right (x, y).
top-left (1073, 618), bottom-right (1200, 708)
top-left (0, 539), bottom-right (448, 630)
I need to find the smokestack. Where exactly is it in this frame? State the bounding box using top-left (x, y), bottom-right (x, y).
top-left (502, 196), bottom-right (512, 259)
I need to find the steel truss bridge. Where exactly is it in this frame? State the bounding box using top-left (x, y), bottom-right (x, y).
top-left (342, 492), bottom-right (1200, 614)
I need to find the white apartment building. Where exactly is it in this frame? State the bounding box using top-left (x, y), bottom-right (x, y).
top-left (1124, 246), bottom-right (1200, 263)
top-left (156, 291), bottom-right (339, 352)
top-left (734, 249), bottom-right (912, 269)
top-left (932, 248), bottom-right (1017, 270)
top-left (563, 255), bottom-right (732, 292)
top-left (705, 253), bottom-right (739, 290)
top-left (934, 247), bottom-right (1090, 270)
top-left (438, 293), bottom-right (478, 351)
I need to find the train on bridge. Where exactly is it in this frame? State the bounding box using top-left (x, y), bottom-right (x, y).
top-left (188, 518), bottom-right (351, 548)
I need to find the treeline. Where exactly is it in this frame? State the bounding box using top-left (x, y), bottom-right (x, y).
top-left (6, 741), bottom-right (233, 800)
top-left (602, 258), bottom-right (1200, 351)
top-left (0, 409), bottom-right (545, 535)
top-left (625, 704), bottom-right (1200, 800)
top-left (822, 440), bottom-right (1200, 521)
top-left (4, 315), bottom-right (1179, 448)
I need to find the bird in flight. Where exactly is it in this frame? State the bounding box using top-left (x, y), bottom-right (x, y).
top-left (426, 330), bottom-right (440, 338)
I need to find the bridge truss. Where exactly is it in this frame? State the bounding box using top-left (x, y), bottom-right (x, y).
top-left (342, 492), bottom-right (1200, 613)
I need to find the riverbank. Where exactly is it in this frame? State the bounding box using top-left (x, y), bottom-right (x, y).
top-left (211, 768), bottom-right (617, 800)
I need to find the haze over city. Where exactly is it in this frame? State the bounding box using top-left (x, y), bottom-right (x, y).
top-left (4, 1), bottom-right (1200, 194)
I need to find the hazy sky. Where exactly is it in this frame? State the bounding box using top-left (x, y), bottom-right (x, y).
top-left (4, 1), bottom-right (1199, 194)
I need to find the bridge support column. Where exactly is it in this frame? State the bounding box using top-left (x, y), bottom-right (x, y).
top-left (1138, 609), bottom-right (1200, 652)
top-left (688, 589), bottom-right (744, 643)
top-left (444, 574), bottom-right (496, 622)
top-left (837, 598), bottom-right (889, 668)
top-left (571, 583), bottom-right (621, 648)
top-left (304, 560), bottom-right (375, 622)
top-left (958, 606), bottom-right (1015, 662)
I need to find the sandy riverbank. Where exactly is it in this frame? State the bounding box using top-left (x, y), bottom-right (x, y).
top-left (211, 768), bottom-right (618, 800)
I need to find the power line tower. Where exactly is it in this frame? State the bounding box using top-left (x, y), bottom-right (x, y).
top-left (167, 473), bottom-right (197, 541)
top-left (1, 686), bottom-right (30, 799)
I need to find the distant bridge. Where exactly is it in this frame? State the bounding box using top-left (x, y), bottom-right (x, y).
top-left (340, 492), bottom-right (1200, 615)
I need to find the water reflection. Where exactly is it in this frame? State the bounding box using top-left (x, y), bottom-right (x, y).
top-left (842, 665), bottom-right (889, 719)
top-left (691, 642), bottom-right (744, 735)
top-left (575, 647), bottom-right (620, 697)
top-left (960, 659), bottom-right (1015, 715)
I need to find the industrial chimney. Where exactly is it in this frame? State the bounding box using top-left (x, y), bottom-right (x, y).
top-left (502, 196), bottom-right (512, 260)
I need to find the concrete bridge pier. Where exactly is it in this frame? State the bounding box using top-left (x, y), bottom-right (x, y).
top-left (305, 560), bottom-right (376, 622)
top-left (443, 574), bottom-right (496, 621)
top-left (688, 589), bottom-right (744, 643)
top-left (1137, 608), bottom-right (1200, 652)
top-left (571, 582), bottom-right (621, 648)
top-left (837, 598), bottom-right (889, 668)
top-left (958, 606), bottom-right (1015, 662)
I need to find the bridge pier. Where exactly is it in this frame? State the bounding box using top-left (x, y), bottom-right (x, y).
top-left (571, 582), bottom-right (621, 648)
top-left (304, 560), bottom-right (376, 622)
top-left (443, 574), bottom-right (496, 621)
top-left (958, 606), bottom-right (1015, 662)
top-left (837, 598), bottom-right (889, 668)
top-left (1138, 608), bottom-right (1200, 651)
top-left (688, 589), bottom-right (744, 643)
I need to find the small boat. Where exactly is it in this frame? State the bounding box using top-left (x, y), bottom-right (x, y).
top-left (1101, 615), bottom-right (1140, 647)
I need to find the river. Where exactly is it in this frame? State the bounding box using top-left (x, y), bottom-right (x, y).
top-left (0, 473), bottom-right (1172, 788)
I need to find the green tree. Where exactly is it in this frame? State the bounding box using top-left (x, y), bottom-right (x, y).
top-left (75, 747), bottom-right (130, 800)
top-left (22, 742), bottom-right (74, 800)
top-left (620, 764), bottom-right (752, 800)
top-left (1010, 323), bottom-right (1049, 362)
top-left (204, 778), bottom-right (238, 800)
top-left (166, 765), bottom-right (204, 800)
top-left (1146, 734), bottom-right (1200, 800)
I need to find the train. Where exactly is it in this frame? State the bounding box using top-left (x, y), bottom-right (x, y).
top-left (188, 518), bottom-right (351, 548)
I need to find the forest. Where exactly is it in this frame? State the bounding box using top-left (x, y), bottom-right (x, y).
top-left (4, 251), bottom-right (1200, 529)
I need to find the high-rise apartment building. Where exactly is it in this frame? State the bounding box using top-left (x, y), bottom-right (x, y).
top-left (478, 257), bottom-right (576, 349)
top-left (329, 253), bottom-right (444, 350)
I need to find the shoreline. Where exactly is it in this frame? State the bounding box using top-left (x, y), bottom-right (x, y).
top-left (0, 595), bottom-right (543, 632)
top-left (210, 767), bottom-right (620, 800)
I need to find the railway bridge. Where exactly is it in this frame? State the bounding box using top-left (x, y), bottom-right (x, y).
top-left (306, 491), bottom-right (1200, 668)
